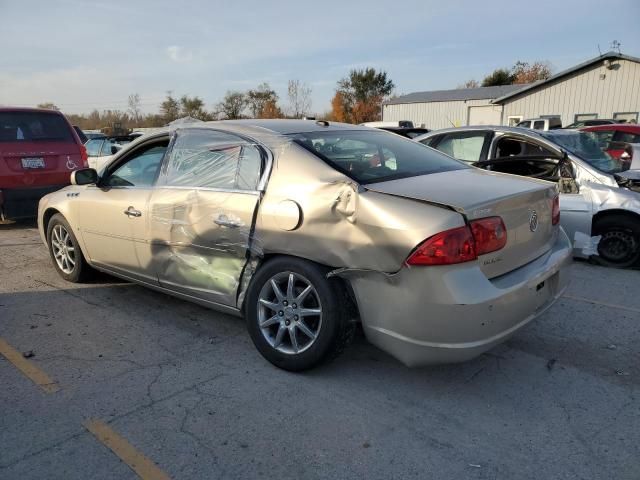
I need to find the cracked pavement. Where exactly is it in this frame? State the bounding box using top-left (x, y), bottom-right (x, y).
top-left (0, 223), bottom-right (638, 479)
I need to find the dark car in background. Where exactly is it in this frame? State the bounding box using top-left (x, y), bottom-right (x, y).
top-left (0, 107), bottom-right (88, 221)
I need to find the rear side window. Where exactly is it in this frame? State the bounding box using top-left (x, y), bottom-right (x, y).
top-left (164, 129), bottom-right (263, 191)
top-left (0, 112), bottom-right (75, 143)
top-left (533, 120), bottom-right (545, 130)
top-left (435, 133), bottom-right (487, 162)
top-left (291, 130), bottom-right (466, 184)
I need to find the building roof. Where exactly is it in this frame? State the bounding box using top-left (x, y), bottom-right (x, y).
top-left (383, 84), bottom-right (530, 105)
top-left (492, 51), bottom-right (640, 103)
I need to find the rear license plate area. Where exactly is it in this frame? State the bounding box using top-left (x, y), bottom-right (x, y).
top-left (21, 157), bottom-right (45, 169)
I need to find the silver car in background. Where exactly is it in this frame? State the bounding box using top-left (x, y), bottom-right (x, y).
top-left (38, 120), bottom-right (571, 370)
top-left (416, 126), bottom-right (640, 268)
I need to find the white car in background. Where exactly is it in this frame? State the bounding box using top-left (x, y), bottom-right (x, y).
top-left (416, 126), bottom-right (640, 268)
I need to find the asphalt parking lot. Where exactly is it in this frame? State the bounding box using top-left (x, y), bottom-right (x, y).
top-left (0, 222), bottom-right (638, 480)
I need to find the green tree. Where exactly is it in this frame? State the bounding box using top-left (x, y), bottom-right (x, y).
top-left (216, 91), bottom-right (246, 120)
top-left (160, 91), bottom-right (180, 123)
top-left (481, 68), bottom-right (514, 87)
top-left (179, 95), bottom-right (209, 120)
top-left (246, 83), bottom-right (278, 118)
top-left (334, 68), bottom-right (394, 123)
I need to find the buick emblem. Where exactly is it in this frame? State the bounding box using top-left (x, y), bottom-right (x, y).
top-left (529, 210), bottom-right (538, 232)
top-left (66, 156), bottom-right (78, 170)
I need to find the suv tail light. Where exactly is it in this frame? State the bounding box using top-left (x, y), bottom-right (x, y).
top-left (80, 145), bottom-right (88, 168)
top-left (407, 216), bottom-right (507, 266)
top-left (551, 195), bottom-right (560, 225)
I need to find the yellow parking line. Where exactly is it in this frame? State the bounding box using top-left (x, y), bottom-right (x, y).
top-left (0, 337), bottom-right (59, 393)
top-left (84, 419), bottom-right (172, 480)
top-left (563, 294), bottom-right (640, 315)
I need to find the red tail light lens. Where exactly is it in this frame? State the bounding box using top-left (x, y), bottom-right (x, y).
top-left (407, 216), bottom-right (508, 266)
top-left (406, 226), bottom-right (477, 266)
top-left (470, 216), bottom-right (507, 255)
top-left (551, 195), bottom-right (560, 225)
top-left (80, 145), bottom-right (88, 168)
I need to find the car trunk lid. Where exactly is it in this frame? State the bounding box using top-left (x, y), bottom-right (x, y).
top-left (367, 168), bottom-right (558, 278)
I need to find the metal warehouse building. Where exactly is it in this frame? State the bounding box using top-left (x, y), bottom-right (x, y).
top-left (383, 51), bottom-right (640, 129)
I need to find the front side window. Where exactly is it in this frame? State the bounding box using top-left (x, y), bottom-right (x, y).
top-left (104, 142), bottom-right (168, 187)
top-left (435, 133), bottom-right (487, 163)
top-left (541, 131), bottom-right (629, 174)
top-left (164, 129), bottom-right (263, 190)
top-left (614, 131), bottom-right (640, 144)
top-left (291, 130), bottom-right (467, 184)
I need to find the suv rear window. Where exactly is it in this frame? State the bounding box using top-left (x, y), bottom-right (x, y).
top-left (290, 130), bottom-right (466, 184)
top-left (0, 111), bottom-right (75, 143)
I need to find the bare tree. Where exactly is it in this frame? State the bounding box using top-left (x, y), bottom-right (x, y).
top-left (127, 93), bottom-right (142, 125)
top-left (287, 80), bottom-right (312, 118)
top-left (457, 79), bottom-right (479, 89)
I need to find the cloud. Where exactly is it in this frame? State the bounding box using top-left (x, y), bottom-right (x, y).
top-left (166, 46), bottom-right (193, 63)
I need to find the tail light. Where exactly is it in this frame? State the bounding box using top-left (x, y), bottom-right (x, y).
top-left (551, 195), bottom-right (560, 225)
top-left (407, 216), bottom-right (507, 266)
top-left (470, 216), bottom-right (507, 255)
top-left (80, 145), bottom-right (88, 168)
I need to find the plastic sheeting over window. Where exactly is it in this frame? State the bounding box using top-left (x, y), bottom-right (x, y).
top-left (165, 129), bottom-right (262, 190)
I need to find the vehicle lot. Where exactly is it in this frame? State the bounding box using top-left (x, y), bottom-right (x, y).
top-left (1, 223), bottom-right (638, 479)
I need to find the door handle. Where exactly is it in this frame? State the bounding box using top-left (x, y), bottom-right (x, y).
top-left (124, 206), bottom-right (142, 218)
top-left (214, 214), bottom-right (241, 228)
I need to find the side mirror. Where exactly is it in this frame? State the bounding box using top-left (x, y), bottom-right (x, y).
top-left (110, 145), bottom-right (121, 155)
top-left (71, 168), bottom-right (98, 185)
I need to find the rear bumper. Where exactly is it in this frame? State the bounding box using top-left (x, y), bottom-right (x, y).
top-left (346, 228), bottom-right (573, 367)
top-left (0, 185), bottom-right (66, 220)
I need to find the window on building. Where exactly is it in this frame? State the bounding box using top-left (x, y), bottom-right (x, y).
top-left (507, 116), bottom-right (523, 127)
top-left (613, 112), bottom-right (638, 124)
top-left (574, 113), bottom-right (598, 122)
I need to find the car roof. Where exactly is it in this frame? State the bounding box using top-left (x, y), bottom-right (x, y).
top-left (420, 125), bottom-right (545, 137)
top-left (211, 119), bottom-right (369, 135)
top-left (581, 124), bottom-right (640, 133)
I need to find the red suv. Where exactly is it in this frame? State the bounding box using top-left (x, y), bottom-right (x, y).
top-left (0, 107), bottom-right (88, 221)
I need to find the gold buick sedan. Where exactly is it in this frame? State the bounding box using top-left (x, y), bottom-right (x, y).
top-left (38, 120), bottom-right (572, 371)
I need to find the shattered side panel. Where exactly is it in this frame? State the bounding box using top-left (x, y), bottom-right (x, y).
top-left (255, 142), bottom-right (464, 273)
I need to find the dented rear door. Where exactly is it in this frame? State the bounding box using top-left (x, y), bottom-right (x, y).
top-left (148, 128), bottom-right (264, 308)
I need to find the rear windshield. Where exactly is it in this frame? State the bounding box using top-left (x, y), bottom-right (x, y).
top-left (290, 130), bottom-right (467, 184)
top-left (0, 111), bottom-right (75, 143)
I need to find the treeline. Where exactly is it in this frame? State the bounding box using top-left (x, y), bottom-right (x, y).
top-left (458, 60), bottom-right (552, 88)
top-left (38, 67), bottom-right (397, 130)
top-left (40, 79), bottom-right (315, 130)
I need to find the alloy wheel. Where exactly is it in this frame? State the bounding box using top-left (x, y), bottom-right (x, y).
top-left (257, 271), bottom-right (323, 355)
top-left (51, 224), bottom-right (76, 274)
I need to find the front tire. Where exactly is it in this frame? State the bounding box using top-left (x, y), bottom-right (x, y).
top-left (592, 214), bottom-right (640, 268)
top-left (47, 213), bottom-right (92, 282)
top-left (246, 257), bottom-right (354, 371)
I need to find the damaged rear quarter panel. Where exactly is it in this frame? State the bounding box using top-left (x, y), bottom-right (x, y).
top-left (255, 142), bottom-right (465, 273)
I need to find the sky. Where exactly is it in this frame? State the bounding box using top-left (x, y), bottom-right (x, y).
top-left (1, 0), bottom-right (639, 116)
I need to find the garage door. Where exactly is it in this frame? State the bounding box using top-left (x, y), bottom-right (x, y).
top-left (468, 105), bottom-right (502, 125)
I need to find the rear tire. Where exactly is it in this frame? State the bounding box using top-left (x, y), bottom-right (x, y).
top-left (246, 257), bottom-right (354, 371)
top-left (592, 214), bottom-right (640, 268)
top-left (46, 213), bottom-right (92, 282)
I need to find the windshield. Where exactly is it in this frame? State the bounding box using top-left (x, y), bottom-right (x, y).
top-left (290, 130), bottom-right (467, 184)
top-left (540, 130), bottom-right (629, 174)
